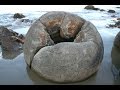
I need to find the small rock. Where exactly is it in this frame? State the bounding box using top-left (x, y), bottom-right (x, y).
top-left (93, 8), bottom-right (100, 10)
top-left (84, 5), bottom-right (100, 11)
top-left (117, 18), bottom-right (120, 20)
top-left (115, 21), bottom-right (120, 26)
top-left (108, 10), bottom-right (116, 13)
top-left (108, 24), bottom-right (116, 28)
top-left (100, 9), bottom-right (105, 11)
top-left (116, 7), bottom-right (120, 8)
top-left (20, 19), bottom-right (31, 23)
top-left (13, 13), bottom-right (25, 19)
top-left (118, 25), bottom-right (120, 28)
top-left (84, 5), bottom-right (95, 10)
top-left (111, 15), bottom-right (116, 17)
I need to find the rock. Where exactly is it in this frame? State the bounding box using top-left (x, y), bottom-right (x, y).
top-left (20, 19), bottom-right (32, 23)
top-left (100, 9), bottom-right (105, 11)
top-left (108, 24), bottom-right (116, 28)
top-left (13, 13), bottom-right (25, 19)
top-left (84, 5), bottom-right (100, 10)
top-left (115, 21), bottom-right (120, 26)
top-left (116, 7), bottom-right (120, 8)
top-left (23, 11), bottom-right (104, 83)
top-left (117, 18), bottom-right (120, 20)
top-left (84, 5), bottom-right (95, 10)
top-left (0, 26), bottom-right (24, 51)
top-left (108, 10), bottom-right (116, 13)
top-left (107, 21), bottom-right (120, 28)
top-left (93, 8), bottom-right (100, 10)
top-left (111, 15), bottom-right (116, 17)
top-left (114, 31), bottom-right (120, 49)
top-left (1, 47), bottom-right (22, 59)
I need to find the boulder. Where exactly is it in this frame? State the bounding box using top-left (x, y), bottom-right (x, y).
top-left (13, 13), bottom-right (25, 19)
top-left (20, 19), bottom-right (32, 23)
top-left (23, 11), bottom-right (104, 83)
top-left (114, 31), bottom-right (120, 49)
top-left (108, 10), bottom-right (116, 13)
top-left (0, 26), bottom-right (24, 51)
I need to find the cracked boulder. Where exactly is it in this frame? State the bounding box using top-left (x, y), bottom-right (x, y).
top-left (23, 11), bottom-right (104, 83)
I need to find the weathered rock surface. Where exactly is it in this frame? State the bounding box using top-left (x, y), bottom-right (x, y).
top-left (13, 13), bottom-right (25, 19)
top-left (23, 11), bottom-right (104, 83)
top-left (0, 26), bottom-right (24, 51)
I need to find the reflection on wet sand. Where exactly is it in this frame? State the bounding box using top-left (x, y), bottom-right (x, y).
top-left (111, 46), bottom-right (120, 84)
top-left (1, 46), bottom-right (23, 60)
top-left (26, 66), bottom-right (59, 85)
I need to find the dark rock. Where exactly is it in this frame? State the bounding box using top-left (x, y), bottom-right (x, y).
top-left (100, 9), bottom-right (105, 11)
top-left (108, 24), bottom-right (116, 28)
top-left (116, 7), bottom-right (120, 8)
top-left (23, 11), bottom-right (104, 83)
top-left (20, 19), bottom-right (32, 23)
top-left (13, 13), bottom-right (25, 19)
top-left (107, 21), bottom-right (120, 28)
top-left (93, 8), bottom-right (100, 10)
top-left (115, 21), bottom-right (120, 26)
top-left (111, 15), bottom-right (116, 17)
top-left (1, 48), bottom-right (22, 59)
top-left (0, 26), bottom-right (24, 51)
top-left (108, 10), bottom-right (116, 13)
top-left (84, 5), bottom-right (95, 10)
top-left (84, 5), bottom-right (100, 10)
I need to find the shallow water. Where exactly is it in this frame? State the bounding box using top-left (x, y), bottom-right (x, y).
top-left (0, 32), bottom-right (120, 85)
top-left (0, 5), bottom-right (120, 85)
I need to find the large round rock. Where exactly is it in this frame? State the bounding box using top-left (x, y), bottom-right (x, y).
top-left (23, 11), bottom-right (104, 83)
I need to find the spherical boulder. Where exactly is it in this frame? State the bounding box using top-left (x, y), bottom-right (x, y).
top-left (23, 11), bottom-right (104, 83)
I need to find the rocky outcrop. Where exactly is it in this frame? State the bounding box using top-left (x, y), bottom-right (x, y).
top-left (108, 10), bottom-right (116, 13)
top-left (0, 26), bottom-right (25, 51)
top-left (13, 13), bottom-right (25, 19)
top-left (23, 11), bottom-right (104, 83)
